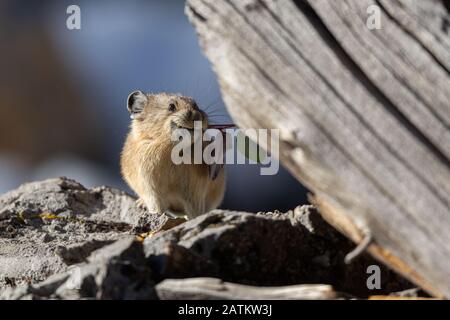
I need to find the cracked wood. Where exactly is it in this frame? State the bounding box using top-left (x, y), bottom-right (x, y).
top-left (186, 0), bottom-right (450, 297)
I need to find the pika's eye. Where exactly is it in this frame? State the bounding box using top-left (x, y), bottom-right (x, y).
top-left (168, 103), bottom-right (176, 112)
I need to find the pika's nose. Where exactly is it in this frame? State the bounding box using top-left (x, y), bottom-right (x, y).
top-left (189, 110), bottom-right (202, 121)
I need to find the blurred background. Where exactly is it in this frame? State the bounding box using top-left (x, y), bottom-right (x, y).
top-left (0, 0), bottom-right (308, 212)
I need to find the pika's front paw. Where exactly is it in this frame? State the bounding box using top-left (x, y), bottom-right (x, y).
top-left (164, 210), bottom-right (188, 220)
top-left (136, 198), bottom-right (146, 209)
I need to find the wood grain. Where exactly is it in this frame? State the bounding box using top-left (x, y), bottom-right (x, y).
top-left (186, 0), bottom-right (450, 297)
top-left (156, 277), bottom-right (339, 299)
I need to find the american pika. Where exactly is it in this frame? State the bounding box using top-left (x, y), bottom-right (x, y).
top-left (120, 91), bottom-right (226, 219)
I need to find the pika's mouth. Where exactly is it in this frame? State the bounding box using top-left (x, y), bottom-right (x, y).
top-left (171, 120), bottom-right (195, 132)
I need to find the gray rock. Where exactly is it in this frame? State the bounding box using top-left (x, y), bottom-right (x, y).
top-left (0, 177), bottom-right (164, 289)
top-left (144, 206), bottom-right (412, 297)
top-left (0, 178), bottom-right (414, 299)
top-left (2, 238), bottom-right (156, 300)
top-left (55, 240), bottom-right (116, 265)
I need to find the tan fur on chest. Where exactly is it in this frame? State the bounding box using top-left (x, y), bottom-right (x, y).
top-left (120, 91), bottom-right (225, 219)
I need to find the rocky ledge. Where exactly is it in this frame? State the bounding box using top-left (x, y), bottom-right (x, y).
top-left (0, 177), bottom-right (416, 299)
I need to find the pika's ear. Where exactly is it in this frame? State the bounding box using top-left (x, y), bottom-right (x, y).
top-left (127, 90), bottom-right (148, 119)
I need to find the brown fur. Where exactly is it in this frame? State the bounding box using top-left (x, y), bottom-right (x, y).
top-left (120, 92), bottom-right (225, 219)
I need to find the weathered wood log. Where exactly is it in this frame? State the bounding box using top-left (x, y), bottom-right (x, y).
top-left (156, 277), bottom-right (339, 300)
top-left (186, 0), bottom-right (450, 297)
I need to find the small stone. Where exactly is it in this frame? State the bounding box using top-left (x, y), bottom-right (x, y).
top-left (41, 233), bottom-right (54, 243)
